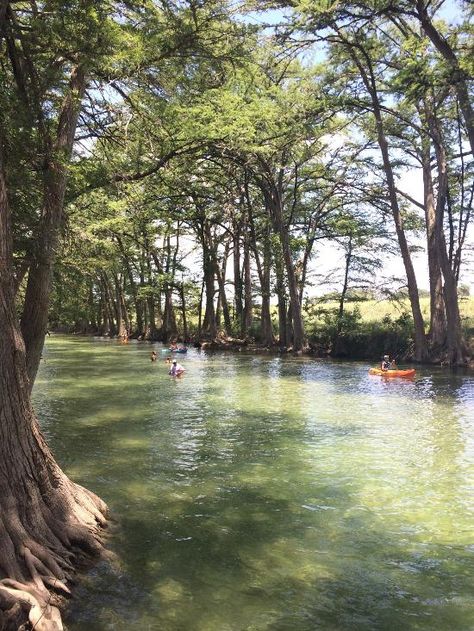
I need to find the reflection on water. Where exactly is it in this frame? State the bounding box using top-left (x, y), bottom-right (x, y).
top-left (33, 337), bottom-right (474, 631)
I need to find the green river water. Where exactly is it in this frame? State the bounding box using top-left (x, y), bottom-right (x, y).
top-left (32, 336), bottom-right (474, 631)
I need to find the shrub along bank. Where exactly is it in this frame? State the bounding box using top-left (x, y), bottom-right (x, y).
top-left (303, 298), bottom-right (474, 361)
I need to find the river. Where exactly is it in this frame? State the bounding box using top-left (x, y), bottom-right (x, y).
top-left (33, 336), bottom-right (474, 630)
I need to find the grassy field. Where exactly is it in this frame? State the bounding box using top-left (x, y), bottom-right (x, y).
top-left (300, 295), bottom-right (474, 359)
top-left (305, 296), bottom-right (474, 329)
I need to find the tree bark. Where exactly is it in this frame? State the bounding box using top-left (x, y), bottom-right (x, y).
top-left (425, 97), bottom-right (466, 363)
top-left (242, 219), bottom-right (253, 336)
top-left (88, 282), bottom-right (97, 331)
top-left (20, 66), bottom-right (86, 387)
top-left (260, 232), bottom-right (274, 346)
top-left (116, 236), bottom-right (144, 337)
top-left (233, 212), bottom-right (244, 330)
top-left (201, 221), bottom-right (217, 339)
top-left (197, 278), bottom-right (204, 338)
top-left (161, 232), bottom-right (178, 341)
top-left (268, 183), bottom-right (306, 352)
top-left (249, 210), bottom-right (274, 346)
top-left (1, 133), bottom-right (107, 631)
top-left (344, 37), bottom-right (427, 360)
top-left (420, 128), bottom-right (446, 349)
top-left (179, 283), bottom-right (188, 341)
top-left (100, 273), bottom-right (116, 336)
top-left (214, 243), bottom-right (232, 336)
top-left (143, 244), bottom-right (158, 340)
top-left (273, 244), bottom-right (288, 349)
top-left (338, 237), bottom-right (352, 329)
top-left (374, 119), bottom-right (427, 360)
top-left (113, 273), bottom-right (127, 338)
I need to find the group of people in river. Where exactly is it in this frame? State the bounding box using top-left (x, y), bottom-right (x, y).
top-left (151, 346), bottom-right (397, 378)
top-left (150, 348), bottom-right (185, 376)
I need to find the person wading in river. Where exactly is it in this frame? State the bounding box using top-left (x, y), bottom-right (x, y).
top-left (169, 359), bottom-right (185, 376)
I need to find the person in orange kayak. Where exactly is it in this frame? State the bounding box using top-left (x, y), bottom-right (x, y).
top-left (381, 355), bottom-right (396, 371)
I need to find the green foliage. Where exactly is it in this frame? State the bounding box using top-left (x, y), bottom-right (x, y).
top-left (5, 0), bottom-right (470, 358)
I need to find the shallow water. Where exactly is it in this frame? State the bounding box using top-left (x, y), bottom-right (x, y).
top-left (33, 336), bottom-right (474, 631)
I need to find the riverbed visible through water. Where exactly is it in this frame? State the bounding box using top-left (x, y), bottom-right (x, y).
top-left (33, 336), bottom-right (474, 631)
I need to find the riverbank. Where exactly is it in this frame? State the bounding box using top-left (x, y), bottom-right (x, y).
top-left (51, 296), bottom-right (474, 365)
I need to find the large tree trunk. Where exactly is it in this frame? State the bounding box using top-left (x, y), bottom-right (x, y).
top-left (88, 282), bottom-right (97, 331)
top-left (346, 40), bottom-right (427, 361)
top-left (268, 185), bottom-right (306, 352)
top-left (242, 221), bottom-right (253, 336)
top-left (233, 213), bottom-right (244, 330)
top-left (20, 66), bottom-right (86, 388)
top-left (338, 237), bottom-right (352, 331)
top-left (144, 247), bottom-right (158, 340)
top-left (285, 302), bottom-right (294, 348)
top-left (162, 288), bottom-right (177, 341)
top-left (1, 136), bottom-right (107, 631)
top-left (375, 125), bottom-right (427, 361)
top-left (101, 273), bottom-right (118, 336)
top-left (97, 283), bottom-right (106, 335)
top-left (197, 278), bottom-right (204, 338)
top-left (145, 295), bottom-right (157, 340)
top-left (425, 99), bottom-right (467, 364)
top-left (96, 284), bottom-right (104, 333)
top-left (116, 236), bottom-right (144, 337)
top-left (273, 246), bottom-right (288, 348)
top-left (249, 214), bottom-right (274, 346)
top-left (179, 283), bottom-right (189, 341)
top-left (201, 222), bottom-right (218, 339)
top-left (214, 244), bottom-right (232, 336)
top-left (161, 232), bottom-right (178, 341)
top-left (259, 234), bottom-right (274, 346)
top-left (421, 132), bottom-right (446, 350)
top-left (100, 275), bottom-right (115, 336)
top-left (113, 273), bottom-right (128, 338)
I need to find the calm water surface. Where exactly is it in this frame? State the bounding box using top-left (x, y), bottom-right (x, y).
top-left (33, 336), bottom-right (474, 631)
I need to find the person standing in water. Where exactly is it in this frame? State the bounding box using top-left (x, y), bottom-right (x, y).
top-left (169, 359), bottom-right (185, 376)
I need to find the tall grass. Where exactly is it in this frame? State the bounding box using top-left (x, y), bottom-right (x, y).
top-left (302, 296), bottom-right (474, 359)
top-left (304, 296), bottom-right (474, 328)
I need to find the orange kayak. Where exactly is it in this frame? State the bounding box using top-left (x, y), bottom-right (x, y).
top-left (369, 368), bottom-right (416, 378)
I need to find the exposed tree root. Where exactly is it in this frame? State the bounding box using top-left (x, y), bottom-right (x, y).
top-left (0, 580), bottom-right (62, 631)
top-left (0, 479), bottom-right (108, 631)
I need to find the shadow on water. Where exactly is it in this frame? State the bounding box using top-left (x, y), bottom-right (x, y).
top-left (32, 337), bottom-right (474, 631)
